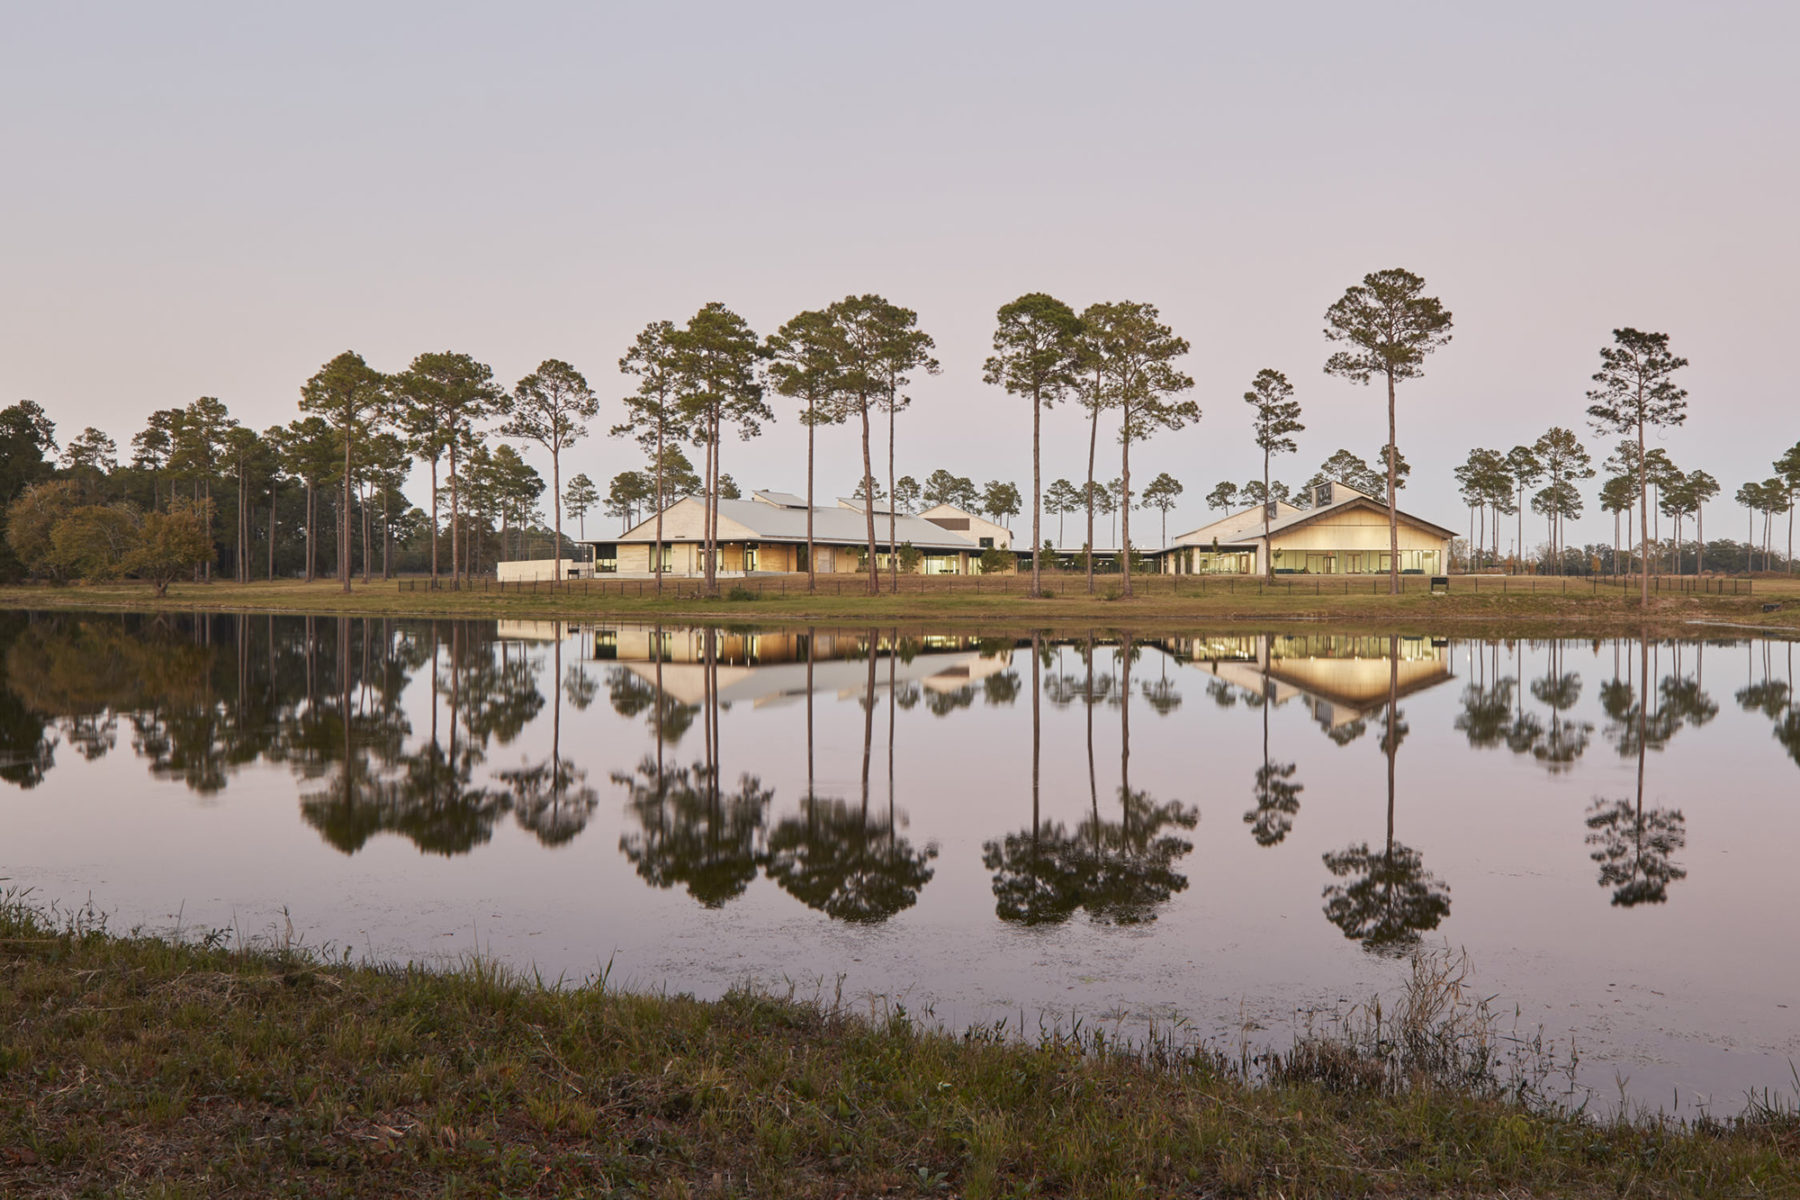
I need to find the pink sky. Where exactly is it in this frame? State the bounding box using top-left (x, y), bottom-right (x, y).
top-left (4, 2), bottom-right (1795, 549)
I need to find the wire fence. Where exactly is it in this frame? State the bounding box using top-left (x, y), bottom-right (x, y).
top-left (396, 570), bottom-right (1754, 600)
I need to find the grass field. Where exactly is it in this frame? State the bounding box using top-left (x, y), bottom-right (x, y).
top-left (3, 898), bottom-right (1796, 1198)
top-left (3, 573), bottom-right (1797, 638)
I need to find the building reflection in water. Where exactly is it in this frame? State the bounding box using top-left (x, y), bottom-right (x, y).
top-left (6, 614), bottom-right (1789, 928)
top-left (1158, 633), bottom-right (1457, 953)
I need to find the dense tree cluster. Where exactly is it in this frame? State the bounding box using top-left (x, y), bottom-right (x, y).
top-left (5, 284), bottom-right (1795, 595)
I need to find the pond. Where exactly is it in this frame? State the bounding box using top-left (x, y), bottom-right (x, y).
top-left (3, 610), bottom-right (1796, 1114)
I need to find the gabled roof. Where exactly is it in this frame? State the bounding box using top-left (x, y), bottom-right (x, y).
top-left (918, 503), bottom-right (1010, 533)
top-left (1172, 500), bottom-right (1306, 545)
top-left (752, 490), bottom-right (809, 509)
top-left (1170, 485), bottom-right (1455, 547)
top-left (606, 496), bottom-right (979, 551)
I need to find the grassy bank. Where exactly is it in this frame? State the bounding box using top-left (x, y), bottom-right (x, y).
top-left (2, 575), bottom-right (1798, 638)
top-left (1, 901), bottom-right (1795, 1198)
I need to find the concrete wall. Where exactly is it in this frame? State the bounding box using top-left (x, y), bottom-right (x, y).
top-left (496, 558), bottom-right (588, 582)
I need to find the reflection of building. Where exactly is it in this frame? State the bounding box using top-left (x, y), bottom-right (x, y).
top-left (581, 491), bottom-right (984, 577)
top-left (584, 626), bottom-right (1011, 707)
top-left (1154, 482), bottom-right (1456, 576)
top-left (1159, 633), bottom-right (1453, 730)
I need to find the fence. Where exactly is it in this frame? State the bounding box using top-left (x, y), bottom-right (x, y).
top-left (396, 570), bottom-right (1753, 600)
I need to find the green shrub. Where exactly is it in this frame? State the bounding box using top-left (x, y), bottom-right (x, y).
top-left (978, 547), bottom-right (1017, 575)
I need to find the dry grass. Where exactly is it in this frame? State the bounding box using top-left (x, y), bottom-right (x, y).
top-left (2, 897), bottom-right (1796, 1198)
top-left (2, 573), bottom-right (1798, 639)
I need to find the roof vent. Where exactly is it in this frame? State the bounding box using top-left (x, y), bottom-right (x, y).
top-left (1264, 500), bottom-right (1279, 519)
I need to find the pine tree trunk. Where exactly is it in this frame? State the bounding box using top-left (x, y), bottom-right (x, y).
top-left (1385, 371), bottom-right (1399, 595)
top-left (888, 395), bottom-right (898, 594)
top-left (805, 402), bottom-right (815, 593)
top-left (859, 397), bottom-right (877, 595)
top-left (341, 423), bottom-right (353, 593)
top-left (1120, 418), bottom-right (1133, 597)
top-left (1085, 384), bottom-right (1100, 595)
top-left (654, 421), bottom-right (665, 594)
top-left (1030, 392), bottom-right (1042, 596)
top-left (449, 443), bottom-right (461, 586)
top-left (1637, 424), bottom-right (1649, 604)
top-left (305, 481), bottom-right (316, 583)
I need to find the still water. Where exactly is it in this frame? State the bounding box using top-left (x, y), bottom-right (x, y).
top-left (3, 611), bottom-right (1796, 1112)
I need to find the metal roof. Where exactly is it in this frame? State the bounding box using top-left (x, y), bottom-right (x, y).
top-left (1168, 489), bottom-right (1456, 548)
top-left (606, 496), bottom-right (981, 551)
top-left (751, 490), bottom-right (809, 509)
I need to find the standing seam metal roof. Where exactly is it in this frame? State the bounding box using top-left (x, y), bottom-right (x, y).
top-left (606, 498), bottom-right (982, 550)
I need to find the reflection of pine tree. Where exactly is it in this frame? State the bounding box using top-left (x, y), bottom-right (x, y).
top-left (925, 686), bottom-right (974, 717)
top-left (501, 635), bottom-right (598, 847)
top-left (1454, 679), bottom-right (1514, 749)
top-left (1584, 637), bottom-right (1688, 907)
top-left (764, 794), bottom-right (937, 922)
top-left (1657, 675), bottom-right (1717, 728)
top-left (1141, 677), bottom-right (1182, 715)
top-left (1584, 796), bottom-right (1687, 907)
top-left (765, 634), bottom-right (937, 922)
top-left (301, 751), bottom-right (508, 857)
top-left (982, 820), bottom-right (1088, 925)
top-left (1321, 841), bottom-right (1451, 951)
top-left (1775, 712), bottom-right (1800, 768)
top-left (982, 670), bottom-right (1021, 706)
top-left (1322, 637), bottom-right (1449, 954)
top-left (983, 794), bottom-right (1197, 926)
top-left (1735, 680), bottom-right (1791, 718)
top-left (606, 667), bottom-right (696, 744)
top-left (301, 621), bottom-right (498, 857)
top-left (1528, 644), bottom-right (1591, 772)
top-left (458, 642), bottom-right (542, 746)
top-left (614, 758), bottom-right (772, 908)
top-left (563, 665), bottom-right (598, 710)
top-left (1736, 641), bottom-right (1797, 768)
top-left (1244, 698), bottom-right (1301, 846)
top-left (1076, 787), bottom-right (1200, 924)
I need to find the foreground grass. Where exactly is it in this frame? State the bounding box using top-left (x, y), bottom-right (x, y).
top-left (3, 575), bottom-right (1799, 638)
top-left (2, 902), bottom-right (1796, 1198)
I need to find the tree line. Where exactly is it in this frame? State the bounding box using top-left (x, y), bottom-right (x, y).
top-left (6, 271), bottom-right (1794, 598)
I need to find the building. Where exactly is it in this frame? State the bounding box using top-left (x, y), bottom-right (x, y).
top-left (581, 490), bottom-right (984, 577)
top-left (915, 504), bottom-right (1013, 551)
top-left (1155, 482), bottom-right (1455, 576)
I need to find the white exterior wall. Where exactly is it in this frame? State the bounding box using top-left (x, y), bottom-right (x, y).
top-left (496, 558), bottom-right (588, 582)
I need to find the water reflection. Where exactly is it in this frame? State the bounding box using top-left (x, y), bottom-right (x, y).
top-left (1736, 639), bottom-right (1800, 766)
top-left (1585, 637), bottom-right (1692, 907)
top-left (1320, 637), bottom-right (1452, 954)
top-left (2, 612), bottom-right (1794, 931)
top-left (981, 637), bottom-right (1200, 926)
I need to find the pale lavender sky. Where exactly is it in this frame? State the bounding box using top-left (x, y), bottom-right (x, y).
top-left (4, 2), bottom-right (1796, 548)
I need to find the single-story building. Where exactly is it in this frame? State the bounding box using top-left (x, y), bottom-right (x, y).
top-left (581, 490), bottom-right (985, 577)
top-left (1154, 482), bottom-right (1456, 576)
